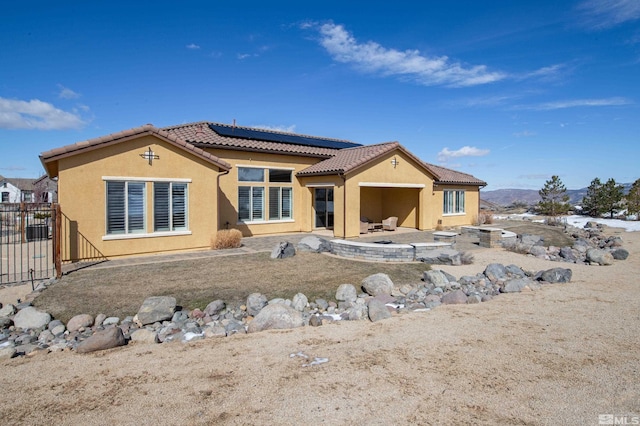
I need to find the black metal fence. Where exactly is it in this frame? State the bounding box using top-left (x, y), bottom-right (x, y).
top-left (0, 203), bottom-right (55, 285)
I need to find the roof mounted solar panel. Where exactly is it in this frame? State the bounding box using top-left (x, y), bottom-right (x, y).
top-left (209, 123), bottom-right (361, 149)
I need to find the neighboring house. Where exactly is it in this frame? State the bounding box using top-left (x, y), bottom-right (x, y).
top-left (39, 122), bottom-right (486, 258)
top-left (0, 175), bottom-right (57, 203)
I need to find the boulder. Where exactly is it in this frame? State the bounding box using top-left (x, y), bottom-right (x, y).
top-left (67, 314), bottom-right (94, 332)
top-left (586, 248), bottom-right (614, 266)
top-left (75, 327), bottom-right (126, 354)
top-left (502, 278), bottom-right (531, 293)
top-left (246, 293), bottom-right (268, 316)
top-left (0, 343), bottom-right (16, 360)
top-left (559, 247), bottom-right (578, 262)
top-left (419, 249), bottom-right (462, 265)
top-left (130, 329), bottom-right (159, 344)
top-left (529, 245), bottom-right (547, 258)
top-left (296, 236), bottom-right (331, 253)
top-left (537, 268), bottom-right (572, 283)
top-left (335, 284), bottom-right (357, 302)
top-left (361, 273), bottom-right (394, 296)
top-left (611, 248), bottom-right (629, 260)
top-left (136, 296), bottom-right (177, 326)
top-left (13, 307), bottom-right (51, 330)
top-left (270, 242), bottom-right (296, 259)
top-left (505, 264), bottom-right (526, 278)
top-left (484, 263), bottom-right (507, 283)
top-left (0, 304), bottom-right (17, 317)
top-left (247, 303), bottom-right (304, 333)
top-left (367, 299), bottom-right (392, 322)
top-left (204, 300), bottom-right (226, 317)
top-left (94, 314), bottom-right (107, 327)
top-left (423, 270), bottom-right (450, 287)
top-left (441, 289), bottom-right (467, 305)
top-left (291, 293), bottom-right (308, 312)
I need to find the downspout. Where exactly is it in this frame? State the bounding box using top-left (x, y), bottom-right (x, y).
top-left (217, 169), bottom-right (230, 230)
top-left (340, 172), bottom-right (346, 239)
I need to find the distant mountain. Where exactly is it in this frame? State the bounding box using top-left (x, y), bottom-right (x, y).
top-left (481, 183), bottom-right (632, 207)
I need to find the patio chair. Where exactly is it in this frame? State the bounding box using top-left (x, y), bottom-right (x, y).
top-left (382, 216), bottom-right (398, 231)
top-left (360, 216), bottom-right (371, 234)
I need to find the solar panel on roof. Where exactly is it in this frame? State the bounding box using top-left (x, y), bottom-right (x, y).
top-left (209, 123), bottom-right (361, 150)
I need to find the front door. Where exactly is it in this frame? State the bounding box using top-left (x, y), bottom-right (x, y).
top-left (314, 188), bottom-right (334, 229)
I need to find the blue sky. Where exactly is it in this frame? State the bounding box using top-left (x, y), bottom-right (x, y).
top-left (1, 0), bottom-right (638, 190)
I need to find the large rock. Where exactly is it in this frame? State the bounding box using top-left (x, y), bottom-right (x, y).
top-left (361, 273), bottom-right (394, 296)
top-left (67, 314), bottom-right (94, 332)
top-left (246, 293), bottom-right (268, 316)
top-left (335, 284), bottom-right (357, 302)
top-left (559, 247), bottom-right (578, 262)
top-left (0, 304), bottom-right (17, 317)
top-left (502, 278), bottom-right (531, 293)
top-left (537, 268), bottom-right (572, 283)
top-left (611, 248), bottom-right (629, 260)
top-left (13, 307), bottom-right (51, 330)
top-left (296, 236), bottom-right (331, 253)
top-left (270, 242), bottom-right (296, 259)
top-left (419, 249), bottom-right (462, 265)
top-left (367, 299), bottom-right (392, 322)
top-left (247, 304), bottom-right (304, 333)
top-left (130, 329), bottom-right (159, 344)
top-left (529, 245), bottom-right (547, 258)
top-left (586, 248), bottom-right (614, 266)
top-left (291, 293), bottom-right (308, 312)
top-left (136, 296), bottom-right (177, 326)
top-left (75, 327), bottom-right (126, 354)
top-left (204, 300), bottom-right (226, 317)
top-left (423, 270), bottom-right (450, 287)
top-left (0, 343), bottom-right (16, 360)
top-left (484, 263), bottom-right (507, 283)
top-left (441, 289), bottom-right (467, 304)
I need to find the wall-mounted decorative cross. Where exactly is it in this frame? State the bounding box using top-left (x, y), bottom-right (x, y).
top-left (390, 156), bottom-right (400, 168)
top-left (140, 147), bottom-right (159, 165)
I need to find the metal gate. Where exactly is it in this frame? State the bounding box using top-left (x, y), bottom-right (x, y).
top-left (0, 203), bottom-right (55, 285)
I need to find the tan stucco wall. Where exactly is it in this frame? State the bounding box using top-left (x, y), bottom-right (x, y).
top-left (343, 150), bottom-right (435, 238)
top-left (204, 148), bottom-right (324, 237)
top-left (431, 185), bottom-right (481, 228)
top-left (56, 135), bottom-right (223, 258)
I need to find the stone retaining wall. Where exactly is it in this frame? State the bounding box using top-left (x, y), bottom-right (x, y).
top-left (330, 240), bottom-right (455, 262)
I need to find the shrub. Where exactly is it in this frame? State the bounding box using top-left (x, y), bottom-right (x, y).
top-left (460, 251), bottom-right (474, 265)
top-left (475, 211), bottom-right (494, 225)
top-left (211, 229), bottom-right (242, 250)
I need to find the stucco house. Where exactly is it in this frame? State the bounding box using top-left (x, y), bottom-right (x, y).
top-left (40, 121), bottom-right (486, 258)
top-left (0, 175), bottom-right (57, 203)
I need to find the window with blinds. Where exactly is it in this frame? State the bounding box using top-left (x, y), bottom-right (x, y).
top-left (154, 182), bottom-right (188, 232)
top-left (443, 190), bottom-right (465, 215)
top-left (237, 167), bottom-right (293, 223)
top-left (106, 181), bottom-right (146, 234)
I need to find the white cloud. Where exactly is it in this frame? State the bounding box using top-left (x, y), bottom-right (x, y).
top-left (57, 84), bottom-right (80, 99)
top-left (252, 124), bottom-right (297, 133)
top-left (519, 64), bottom-right (567, 80)
top-left (513, 130), bottom-right (537, 137)
top-left (186, 43), bottom-right (201, 50)
top-left (578, 0), bottom-right (640, 29)
top-left (529, 97), bottom-right (632, 110)
top-left (314, 23), bottom-right (506, 88)
top-left (437, 146), bottom-right (490, 162)
top-left (0, 97), bottom-right (86, 130)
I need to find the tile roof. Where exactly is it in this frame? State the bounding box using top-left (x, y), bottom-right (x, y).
top-left (162, 121), bottom-right (346, 158)
top-left (297, 142), bottom-right (402, 176)
top-left (424, 162), bottom-right (487, 186)
top-left (40, 124), bottom-right (231, 177)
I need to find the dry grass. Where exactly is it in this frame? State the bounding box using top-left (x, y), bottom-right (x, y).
top-left (211, 229), bottom-right (242, 249)
top-left (475, 211), bottom-right (494, 225)
top-left (34, 252), bottom-right (429, 323)
top-left (495, 221), bottom-right (574, 247)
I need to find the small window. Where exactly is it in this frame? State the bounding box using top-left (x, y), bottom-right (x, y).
top-left (443, 190), bottom-right (465, 215)
top-left (238, 186), bottom-right (264, 221)
top-left (268, 169), bottom-right (292, 183)
top-left (238, 167), bottom-right (264, 182)
top-left (1, 192), bottom-right (8, 203)
top-left (154, 182), bottom-right (188, 232)
top-left (106, 181), bottom-right (146, 234)
top-left (269, 187), bottom-right (293, 220)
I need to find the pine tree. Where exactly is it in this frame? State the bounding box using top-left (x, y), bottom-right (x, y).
top-left (626, 178), bottom-right (640, 219)
top-left (582, 178), bottom-right (605, 217)
top-left (537, 175), bottom-right (570, 217)
top-left (601, 178), bottom-right (624, 218)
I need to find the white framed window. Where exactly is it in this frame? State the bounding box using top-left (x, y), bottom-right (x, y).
top-left (237, 167), bottom-right (293, 223)
top-left (269, 187), bottom-right (292, 220)
top-left (154, 182), bottom-right (188, 232)
top-left (443, 190), bottom-right (465, 215)
top-left (106, 181), bottom-right (146, 234)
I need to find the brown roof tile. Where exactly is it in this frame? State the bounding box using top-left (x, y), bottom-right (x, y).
top-left (40, 124), bottom-right (231, 176)
top-left (297, 142), bottom-right (402, 176)
top-left (162, 121), bottom-right (344, 158)
top-left (424, 162), bottom-right (487, 186)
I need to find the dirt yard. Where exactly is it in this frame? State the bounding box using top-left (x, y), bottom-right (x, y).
top-left (1, 225), bottom-right (639, 425)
